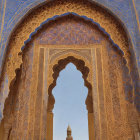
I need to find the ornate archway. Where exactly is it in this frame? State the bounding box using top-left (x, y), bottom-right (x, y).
top-left (0, 0), bottom-right (140, 140)
top-left (47, 56), bottom-right (94, 140)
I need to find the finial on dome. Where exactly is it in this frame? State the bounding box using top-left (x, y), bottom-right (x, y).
top-left (66, 125), bottom-right (73, 140)
top-left (67, 125), bottom-right (71, 132)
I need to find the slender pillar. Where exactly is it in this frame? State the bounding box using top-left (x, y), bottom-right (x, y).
top-left (88, 113), bottom-right (95, 140)
top-left (66, 125), bottom-right (73, 140)
top-left (46, 112), bottom-right (53, 140)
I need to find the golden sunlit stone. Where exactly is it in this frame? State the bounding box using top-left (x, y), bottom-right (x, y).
top-left (0, 0), bottom-right (139, 140)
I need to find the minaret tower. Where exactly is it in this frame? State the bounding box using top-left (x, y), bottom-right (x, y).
top-left (66, 125), bottom-right (73, 140)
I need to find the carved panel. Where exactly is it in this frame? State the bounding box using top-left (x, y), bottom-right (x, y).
top-left (0, 4), bottom-right (139, 139)
top-left (48, 47), bottom-right (92, 85)
top-left (4, 0), bottom-right (132, 91)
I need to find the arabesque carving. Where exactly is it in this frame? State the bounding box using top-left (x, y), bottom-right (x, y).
top-left (0, 0), bottom-right (139, 139)
top-left (48, 48), bottom-right (92, 85)
top-left (47, 56), bottom-right (93, 114)
top-left (4, 0), bottom-right (133, 91)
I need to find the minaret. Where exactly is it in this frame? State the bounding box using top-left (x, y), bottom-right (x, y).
top-left (66, 125), bottom-right (73, 140)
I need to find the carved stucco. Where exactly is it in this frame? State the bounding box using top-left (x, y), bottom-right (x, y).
top-left (0, 4), bottom-right (140, 138)
top-left (4, 0), bottom-right (133, 90)
top-left (0, 0), bottom-right (139, 125)
top-left (48, 48), bottom-right (92, 85)
top-left (47, 53), bottom-right (93, 113)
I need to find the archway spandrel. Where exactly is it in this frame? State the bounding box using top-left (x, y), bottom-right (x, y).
top-left (5, 0), bottom-right (133, 88)
top-left (48, 51), bottom-right (92, 86)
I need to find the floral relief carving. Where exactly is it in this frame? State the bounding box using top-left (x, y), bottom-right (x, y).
top-left (49, 48), bottom-right (92, 63)
top-left (5, 0), bottom-right (132, 90)
top-left (47, 55), bottom-right (93, 114)
top-left (48, 51), bottom-right (92, 85)
top-left (0, 0), bottom-right (139, 137)
top-left (0, 1), bottom-right (139, 138)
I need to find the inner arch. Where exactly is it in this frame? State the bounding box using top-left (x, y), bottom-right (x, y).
top-left (48, 56), bottom-right (93, 113)
top-left (47, 56), bottom-right (94, 140)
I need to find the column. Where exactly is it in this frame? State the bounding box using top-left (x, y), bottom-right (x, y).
top-left (46, 112), bottom-right (53, 140)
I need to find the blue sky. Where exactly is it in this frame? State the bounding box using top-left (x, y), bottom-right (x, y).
top-left (53, 63), bottom-right (89, 140)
